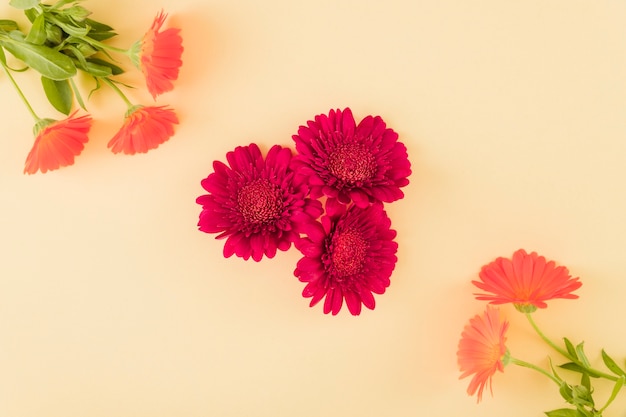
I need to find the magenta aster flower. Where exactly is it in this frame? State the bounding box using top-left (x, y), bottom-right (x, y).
top-left (294, 199), bottom-right (398, 315)
top-left (291, 108), bottom-right (411, 208)
top-left (196, 143), bottom-right (323, 262)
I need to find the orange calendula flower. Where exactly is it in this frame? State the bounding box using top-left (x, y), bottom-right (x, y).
top-left (136, 10), bottom-right (183, 99)
top-left (24, 112), bottom-right (92, 175)
top-left (472, 249), bottom-right (582, 312)
top-left (108, 105), bottom-right (179, 155)
top-left (457, 306), bottom-right (509, 403)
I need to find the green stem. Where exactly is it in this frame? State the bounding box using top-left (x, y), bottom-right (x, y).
top-left (0, 57), bottom-right (40, 121)
top-left (510, 357), bottom-right (562, 386)
top-left (525, 313), bottom-right (618, 382)
top-left (525, 313), bottom-right (570, 357)
top-left (101, 77), bottom-right (133, 108)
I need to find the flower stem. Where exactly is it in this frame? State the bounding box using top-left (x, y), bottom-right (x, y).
top-left (101, 77), bottom-right (133, 108)
top-left (525, 313), bottom-right (570, 358)
top-left (0, 59), bottom-right (40, 121)
top-left (510, 356), bottom-right (562, 386)
top-left (525, 313), bottom-right (618, 382)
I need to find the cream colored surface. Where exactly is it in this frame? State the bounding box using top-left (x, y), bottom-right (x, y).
top-left (2, 1), bottom-right (626, 416)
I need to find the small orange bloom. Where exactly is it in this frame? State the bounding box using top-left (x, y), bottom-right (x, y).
top-left (457, 306), bottom-right (509, 402)
top-left (473, 249), bottom-right (582, 312)
top-left (140, 10), bottom-right (183, 99)
top-left (108, 105), bottom-right (179, 155)
top-left (24, 112), bottom-right (92, 174)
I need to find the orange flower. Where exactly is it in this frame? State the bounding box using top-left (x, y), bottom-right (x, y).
top-left (24, 112), bottom-right (92, 174)
top-left (473, 249), bottom-right (582, 312)
top-left (139, 10), bottom-right (183, 99)
top-left (108, 105), bottom-right (179, 155)
top-left (457, 306), bottom-right (509, 402)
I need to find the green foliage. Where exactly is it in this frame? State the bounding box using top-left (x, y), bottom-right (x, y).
top-left (2, 0), bottom-right (127, 115)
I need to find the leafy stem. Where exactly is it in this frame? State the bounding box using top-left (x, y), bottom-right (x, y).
top-left (101, 76), bottom-right (132, 108)
top-left (510, 357), bottom-right (562, 386)
top-left (525, 313), bottom-right (618, 382)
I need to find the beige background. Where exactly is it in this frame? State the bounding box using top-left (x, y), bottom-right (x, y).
top-left (2, 0), bottom-right (626, 416)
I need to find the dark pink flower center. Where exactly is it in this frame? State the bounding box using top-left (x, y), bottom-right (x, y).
top-left (331, 228), bottom-right (369, 276)
top-left (237, 179), bottom-right (283, 224)
top-left (327, 143), bottom-right (376, 184)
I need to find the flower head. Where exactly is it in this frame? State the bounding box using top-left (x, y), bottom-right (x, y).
top-left (137, 10), bottom-right (183, 99)
top-left (24, 112), bottom-right (92, 174)
top-left (108, 105), bottom-right (178, 155)
top-left (457, 306), bottom-right (509, 402)
top-left (291, 108), bottom-right (411, 208)
top-left (473, 249), bottom-right (582, 313)
top-left (196, 143), bottom-right (323, 262)
top-left (294, 199), bottom-right (398, 315)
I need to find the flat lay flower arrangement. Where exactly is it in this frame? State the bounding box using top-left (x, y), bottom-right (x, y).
top-left (0, 0), bottom-right (183, 174)
top-left (196, 108), bottom-right (412, 316)
top-left (457, 249), bottom-right (626, 416)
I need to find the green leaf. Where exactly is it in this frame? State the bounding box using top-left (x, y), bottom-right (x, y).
top-left (9, 0), bottom-right (40, 10)
top-left (1, 38), bottom-right (76, 80)
top-left (24, 8), bottom-right (37, 23)
top-left (564, 338), bottom-right (578, 360)
top-left (0, 20), bottom-right (19, 32)
top-left (83, 18), bottom-right (114, 33)
top-left (87, 57), bottom-right (123, 75)
top-left (601, 350), bottom-right (626, 377)
top-left (0, 47), bottom-right (6, 64)
top-left (559, 362), bottom-right (602, 378)
top-left (87, 29), bottom-right (117, 42)
top-left (74, 58), bottom-right (112, 77)
top-left (25, 13), bottom-right (46, 45)
top-left (69, 77), bottom-right (86, 110)
top-left (575, 342), bottom-right (591, 368)
top-left (545, 408), bottom-right (586, 417)
top-left (41, 76), bottom-right (72, 114)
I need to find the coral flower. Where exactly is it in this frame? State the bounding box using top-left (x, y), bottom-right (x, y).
top-left (291, 108), bottom-right (411, 208)
top-left (24, 112), bottom-right (92, 174)
top-left (136, 10), bottom-right (183, 99)
top-left (108, 105), bottom-right (178, 155)
top-left (457, 306), bottom-right (509, 402)
top-left (294, 199), bottom-right (398, 315)
top-left (473, 249), bottom-right (582, 312)
top-left (196, 143), bottom-right (323, 262)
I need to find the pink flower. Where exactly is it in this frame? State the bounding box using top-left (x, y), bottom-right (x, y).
top-left (294, 199), bottom-right (398, 315)
top-left (196, 143), bottom-right (323, 262)
top-left (457, 306), bottom-right (509, 402)
top-left (138, 10), bottom-right (183, 99)
top-left (107, 105), bottom-right (178, 154)
top-left (291, 108), bottom-right (411, 208)
top-left (24, 112), bottom-right (92, 174)
top-left (473, 249), bottom-right (582, 312)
